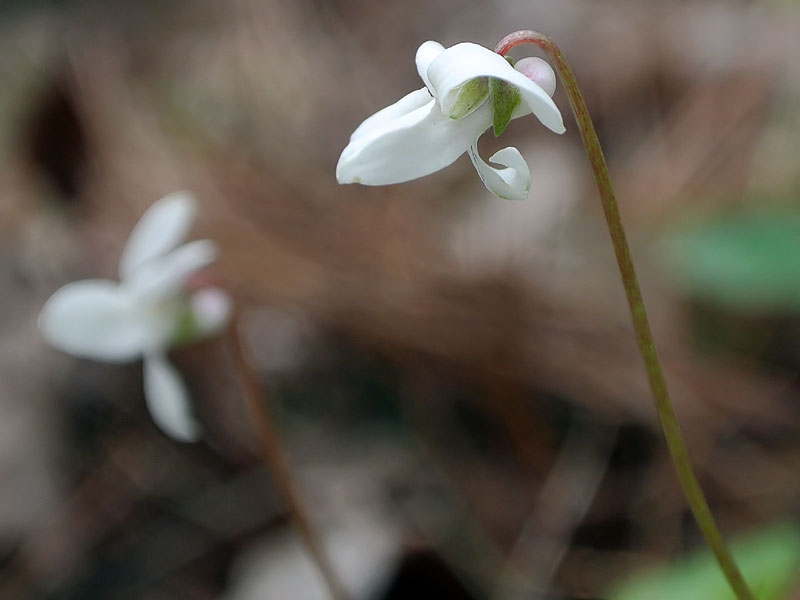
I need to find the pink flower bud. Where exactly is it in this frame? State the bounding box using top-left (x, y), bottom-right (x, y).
top-left (514, 57), bottom-right (556, 98)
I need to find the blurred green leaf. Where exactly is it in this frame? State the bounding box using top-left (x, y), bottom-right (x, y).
top-left (607, 523), bottom-right (800, 600)
top-left (662, 209), bottom-right (800, 312)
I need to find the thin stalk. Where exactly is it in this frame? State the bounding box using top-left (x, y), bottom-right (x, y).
top-left (494, 30), bottom-right (755, 600)
top-left (226, 314), bottom-right (349, 600)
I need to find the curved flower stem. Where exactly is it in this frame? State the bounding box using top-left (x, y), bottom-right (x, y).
top-left (226, 314), bottom-right (349, 600)
top-left (495, 30), bottom-right (755, 600)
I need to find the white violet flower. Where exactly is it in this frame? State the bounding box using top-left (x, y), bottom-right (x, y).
top-left (39, 192), bottom-right (232, 442)
top-left (336, 40), bottom-right (565, 201)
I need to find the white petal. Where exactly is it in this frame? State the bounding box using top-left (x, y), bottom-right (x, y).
top-left (348, 88), bottom-right (433, 144)
top-left (427, 42), bottom-right (565, 134)
top-left (468, 144), bottom-right (531, 201)
top-left (39, 280), bottom-right (147, 362)
top-left (337, 90), bottom-right (493, 186)
top-left (415, 40), bottom-right (445, 91)
top-left (125, 240), bottom-right (218, 303)
top-left (190, 287), bottom-right (232, 337)
top-left (119, 191), bottom-right (197, 280)
top-left (143, 353), bottom-right (201, 442)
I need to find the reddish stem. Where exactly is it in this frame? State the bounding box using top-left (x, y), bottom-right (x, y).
top-left (227, 315), bottom-right (349, 600)
top-left (493, 30), bottom-right (754, 600)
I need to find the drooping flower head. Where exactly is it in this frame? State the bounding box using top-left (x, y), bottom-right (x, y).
top-left (336, 40), bottom-right (564, 201)
top-left (39, 192), bottom-right (232, 442)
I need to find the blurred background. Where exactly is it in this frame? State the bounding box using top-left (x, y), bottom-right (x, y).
top-left (2, 0), bottom-right (800, 598)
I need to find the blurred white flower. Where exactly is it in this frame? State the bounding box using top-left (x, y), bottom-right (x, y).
top-left (39, 192), bottom-right (232, 442)
top-left (336, 40), bottom-right (565, 201)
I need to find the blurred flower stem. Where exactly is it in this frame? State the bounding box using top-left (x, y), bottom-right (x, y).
top-left (494, 30), bottom-right (754, 600)
top-left (226, 314), bottom-right (348, 600)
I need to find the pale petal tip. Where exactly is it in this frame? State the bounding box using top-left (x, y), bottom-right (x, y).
top-left (415, 41), bottom-right (446, 90)
top-left (335, 156), bottom-right (352, 184)
top-left (336, 152), bottom-right (367, 185)
top-left (144, 190), bottom-right (198, 236)
top-left (191, 239), bottom-right (219, 264)
top-left (173, 420), bottom-right (203, 443)
top-left (158, 190), bottom-right (197, 213)
top-left (158, 412), bottom-right (202, 443)
top-left (416, 40), bottom-right (446, 56)
top-left (38, 294), bottom-right (72, 351)
top-left (533, 101), bottom-right (566, 135)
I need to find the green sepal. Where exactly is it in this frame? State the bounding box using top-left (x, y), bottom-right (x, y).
top-left (449, 77), bottom-right (489, 120)
top-left (170, 302), bottom-right (199, 347)
top-left (489, 77), bottom-right (521, 137)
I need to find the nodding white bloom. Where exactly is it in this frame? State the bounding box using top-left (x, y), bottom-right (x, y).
top-left (39, 192), bottom-right (232, 442)
top-left (336, 40), bottom-right (565, 201)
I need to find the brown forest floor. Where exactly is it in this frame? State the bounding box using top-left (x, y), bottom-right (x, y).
top-left (1, 0), bottom-right (799, 598)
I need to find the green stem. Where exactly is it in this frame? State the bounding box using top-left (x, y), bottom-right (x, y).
top-left (495, 30), bottom-right (755, 600)
top-left (227, 314), bottom-right (349, 600)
